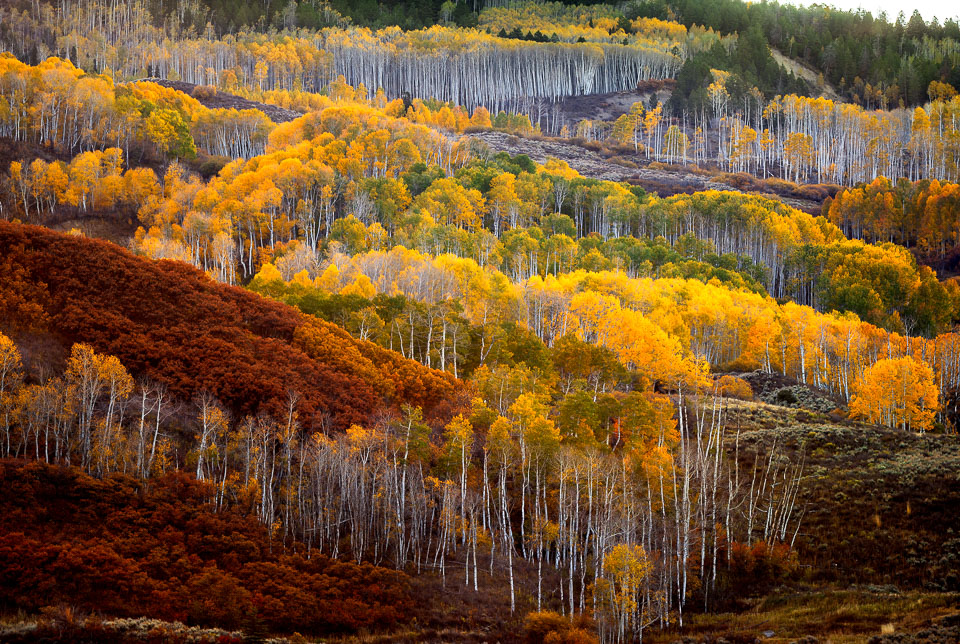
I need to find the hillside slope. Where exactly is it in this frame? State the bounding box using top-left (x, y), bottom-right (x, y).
top-left (0, 222), bottom-right (460, 430)
top-left (0, 460), bottom-right (413, 637)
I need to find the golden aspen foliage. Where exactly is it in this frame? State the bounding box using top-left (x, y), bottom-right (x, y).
top-left (849, 357), bottom-right (939, 432)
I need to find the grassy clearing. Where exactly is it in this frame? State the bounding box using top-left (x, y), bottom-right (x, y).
top-left (718, 395), bottom-right (960, 591)
top-left (647, 589), bottom-right (959, 643)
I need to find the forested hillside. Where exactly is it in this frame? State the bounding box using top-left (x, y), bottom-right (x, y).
top-left (633, 0), bottom-right (960, 107)
top-left (1, 0), bottom-right (959, 642)
top-left (0, 222), bottom-right (459, 428)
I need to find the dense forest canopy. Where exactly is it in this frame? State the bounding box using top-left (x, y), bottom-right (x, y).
top-left (0, 1), bottom-right (959, 642)
top-left (117, 0), bottom-right (960, 109)
top-left (632, 0), bottom-right (960, 107)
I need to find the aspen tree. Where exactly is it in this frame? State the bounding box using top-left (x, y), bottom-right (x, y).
top-left (0, 333), bottom-right (22, 457)
top-left (849, 357), bottom-right (940, 432)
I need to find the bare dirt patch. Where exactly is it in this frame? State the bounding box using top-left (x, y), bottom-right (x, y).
top-left (771, 48), bottom-right (841, 101)
top-left (552, 79), bottom-right (676, 123)
top-left (471, 130), bottom-right (729, 190)
top-left (472, 130), bottom-right (822, 200)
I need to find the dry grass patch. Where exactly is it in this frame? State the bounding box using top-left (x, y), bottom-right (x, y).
top-left (646, 590), bottom-right (958, 643)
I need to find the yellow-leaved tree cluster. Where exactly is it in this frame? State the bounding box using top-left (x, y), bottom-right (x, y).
top-left (0, 55), bottom-right (273, 161)
top-left (251, 244), bottom-right (947, 432)
top-left (604, 90), bottom-right (960, 185)
top-left (0, 0), bottom-right (684, 120)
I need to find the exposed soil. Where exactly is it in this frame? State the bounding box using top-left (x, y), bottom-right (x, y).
top-left (551, 79), bottom-right (676, 123)
top-left (471, 129), bottom-right (736, 191)
top-left (140, 78), bottom-right (304, 123)
top-left (771, 48), bottom-right (841, 101)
